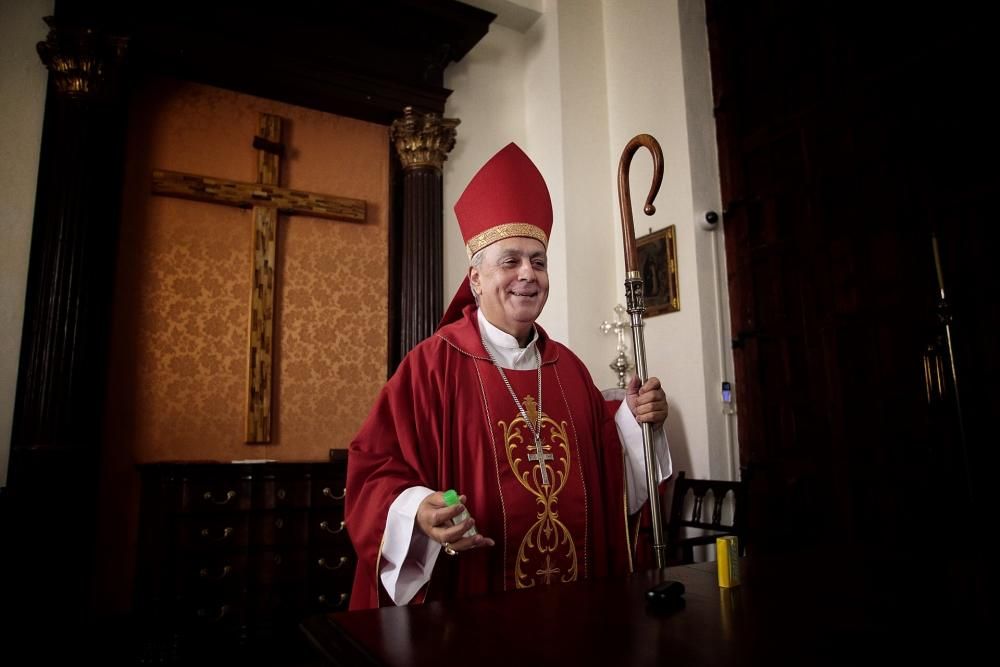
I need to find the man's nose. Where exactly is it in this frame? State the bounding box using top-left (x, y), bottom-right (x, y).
top-left (517, 259), bottom-right (536, 280)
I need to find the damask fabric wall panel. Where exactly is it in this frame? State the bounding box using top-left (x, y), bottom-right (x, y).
top-left (97, 76), bottom-right (389, 612)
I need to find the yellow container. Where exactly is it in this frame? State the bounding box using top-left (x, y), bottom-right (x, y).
top-left (717, 535), bottom-right (740, 588)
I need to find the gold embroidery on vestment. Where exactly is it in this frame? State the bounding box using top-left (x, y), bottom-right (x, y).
top-left (501, 395), bottom-right (579, 589)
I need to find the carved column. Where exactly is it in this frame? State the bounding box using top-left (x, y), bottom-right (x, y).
top-left (390, 106), bottom-right (459, 364)
top-left (6, 16), bottom-right (128, 630)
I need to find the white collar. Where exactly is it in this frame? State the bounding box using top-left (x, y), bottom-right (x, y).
top-left (477, 308), bottom-right (539, 371)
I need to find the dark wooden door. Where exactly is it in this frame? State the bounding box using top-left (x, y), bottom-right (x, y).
top-left (706, 1), bottom-right (997, 551)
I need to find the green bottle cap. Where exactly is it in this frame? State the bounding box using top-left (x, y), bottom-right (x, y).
top-left (443, 489), bottom-right (460, 506)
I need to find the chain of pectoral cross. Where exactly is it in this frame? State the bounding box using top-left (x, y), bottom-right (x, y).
top-left (480, 333), bottom-right (554, 485)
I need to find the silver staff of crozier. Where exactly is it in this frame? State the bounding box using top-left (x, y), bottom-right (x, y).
top-left (616, 134), bottom-right (666, 569)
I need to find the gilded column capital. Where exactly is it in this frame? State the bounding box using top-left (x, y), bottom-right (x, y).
top-left (36, 16), bottom-right (128, 101)
top-left (390, 106), bottom-right (460, 172)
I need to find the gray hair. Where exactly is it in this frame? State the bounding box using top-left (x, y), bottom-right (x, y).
top-left (470, 247), bottom-right (485, 269)
top-left (469, 248), bottom-right (485, 305)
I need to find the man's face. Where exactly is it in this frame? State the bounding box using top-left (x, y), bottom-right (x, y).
top-left (469, 237), bottom-right (549, 340)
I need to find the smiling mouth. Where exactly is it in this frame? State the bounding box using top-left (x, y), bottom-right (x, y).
top-left (510, 290), bottom-right (537, 297)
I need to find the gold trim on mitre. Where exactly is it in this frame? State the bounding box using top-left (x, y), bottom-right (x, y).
top-left (465, 223), bottom-right (548, 259)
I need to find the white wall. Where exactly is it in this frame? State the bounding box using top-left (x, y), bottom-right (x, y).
top-left (0, 0), bottom-right (52, 487)
top-left (522, 7), bottom-right (569, 344)
top-left (446, 0), bottom-right (737, 479)
top-left (553, 0), bottom-right (617, 373)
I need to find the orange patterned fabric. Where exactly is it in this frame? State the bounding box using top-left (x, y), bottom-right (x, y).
top-left (109, 78), bottom-right (388, 460)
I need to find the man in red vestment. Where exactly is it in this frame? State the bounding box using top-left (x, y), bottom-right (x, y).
top-left (345, 143), bottom-right (671, 609)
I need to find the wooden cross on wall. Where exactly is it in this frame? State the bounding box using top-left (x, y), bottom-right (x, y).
top-left (152, 113), bottom-right (366, 443)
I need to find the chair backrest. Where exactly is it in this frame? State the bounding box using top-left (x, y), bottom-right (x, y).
top-left (665, 471), bottom-right (746, 564)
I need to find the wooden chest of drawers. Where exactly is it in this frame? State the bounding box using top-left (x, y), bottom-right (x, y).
top-left (134, 456), bottom-right (355, 662)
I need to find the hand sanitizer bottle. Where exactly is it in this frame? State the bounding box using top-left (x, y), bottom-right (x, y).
top-left (443, 489), bottom-right (478, 538)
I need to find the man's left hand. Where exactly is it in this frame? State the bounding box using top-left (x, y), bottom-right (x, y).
top-left (625, 376), bottom-right (668, 429)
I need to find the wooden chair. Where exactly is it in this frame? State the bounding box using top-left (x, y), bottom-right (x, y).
top-left (665, 471), bottom-right (746, 565)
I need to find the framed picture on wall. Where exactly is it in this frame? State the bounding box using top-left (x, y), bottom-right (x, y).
top-left (635, 225), bottom-right (680, 316)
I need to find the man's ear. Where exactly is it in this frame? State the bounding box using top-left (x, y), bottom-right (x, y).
top-left (468, 266), bottom-right (481, 294)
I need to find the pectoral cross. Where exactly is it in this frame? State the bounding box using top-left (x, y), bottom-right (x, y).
top-left (527, 436), bottom-right (553, 485)
top-left (152, 113), bottom-right (366, 442)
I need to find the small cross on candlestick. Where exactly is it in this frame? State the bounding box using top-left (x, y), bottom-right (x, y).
top-left (600, 304), bottom-right (633, 389)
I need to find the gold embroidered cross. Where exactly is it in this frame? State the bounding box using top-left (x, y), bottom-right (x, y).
top-left (536, 555), bottom-right (561, 585)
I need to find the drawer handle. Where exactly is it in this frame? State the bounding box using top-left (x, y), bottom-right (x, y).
top-left (275, 518), bottom-right (284, 529)
top-left (199, 565), bottom-right (232, 581)
top-left (200, 526), bottom-right (233, 542)
top-left (322, 487), bottom-right (346, 501)
top-left (320, 520), bottom-right (345, 535)
top-left (196, 605), bottom-right (231, 623)
top-left (203, 490), bottom-right (236, 505)
top-left (277, 489), bottom-right (286, 500)
top-left (318, 593), bottom-right (349, 608)
top-left (318, 556), bottom-right (349, 571)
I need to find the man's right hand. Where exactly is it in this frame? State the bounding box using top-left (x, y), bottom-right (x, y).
top-left (416, 491), bottom-right (495, 553)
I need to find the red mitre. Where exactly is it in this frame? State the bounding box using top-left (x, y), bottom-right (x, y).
top-left (437, 143), bottom-right (553, 330)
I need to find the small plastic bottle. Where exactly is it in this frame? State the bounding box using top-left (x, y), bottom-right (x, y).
top-left (443, 489), bottom-right (478, 538)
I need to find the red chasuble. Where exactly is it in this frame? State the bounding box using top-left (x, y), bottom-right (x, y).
top-left (345, 304), bottom-right (630, 609)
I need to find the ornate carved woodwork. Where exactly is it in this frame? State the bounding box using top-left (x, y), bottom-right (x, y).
top-left (12, 17), bottom-right (129, 471)
top-left (55, 1), bottom-right (493, 124)
top-left (391, 106), bottom-right (459, 358)
top-left (35, 15), bottom-right (128, 100)
top-left (392, 105), bottom-right (460, 171)
top-left (5, 15), bottom-right (131, 656)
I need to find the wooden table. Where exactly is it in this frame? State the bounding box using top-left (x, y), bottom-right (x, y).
top-left (302, 550), bottom-right (990, 666)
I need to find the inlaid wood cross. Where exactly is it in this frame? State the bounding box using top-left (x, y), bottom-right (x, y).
top-left (152, 113), bottom-right (366, 443)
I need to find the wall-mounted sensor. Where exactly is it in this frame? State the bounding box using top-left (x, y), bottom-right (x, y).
top-left (699, 210), bottom-right (720, 231)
